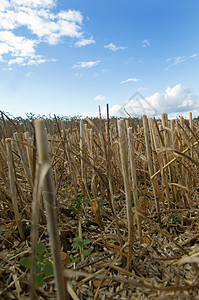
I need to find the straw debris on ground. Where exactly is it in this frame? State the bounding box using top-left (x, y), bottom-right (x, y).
top-left (0, 110), bottom-right (199, 299)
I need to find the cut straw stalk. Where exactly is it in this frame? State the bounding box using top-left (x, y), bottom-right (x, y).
top-left (24, 131), bottom-right (34, 181)
top-left (106, 105), bottom-right (116, 214)
top-left (127, 127), bottom-right (142, 239)
top-left (13, 132), bottom-right (33, 189)
top-left (65, 132), bottom-right (78, 194)
top-left (80, 120), bottom-right (89, 196)
top-left (151, 141), bottom-right (198, 179)
top-left (161, 113), bottom-right (177, 207)
top-left (84, 127), bottom-right (98, 197)
top-left (30, 162), bottom-right (48, 300)
top-left (34, 119), bottom-right (68, 300)
top-left (106, 105), bottom-right (123, 247)
top-left (142, 115), bottom-right (161, 224)
top-left (117, 119), bottom-right (134, 270)
top-left (189, 112), bottom-right (193, 131)
top-left (89, 128), bottom-right (98, 197)
top-left (149, 118), bottom-right (170, 209)
top-left (5, 138), bottom-right (25, 241)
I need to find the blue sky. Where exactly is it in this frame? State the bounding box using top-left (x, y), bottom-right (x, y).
top-left (0, 0), bottom-right (199, 119)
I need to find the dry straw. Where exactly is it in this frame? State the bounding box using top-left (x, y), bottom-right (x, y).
top-left (1, 110), bottom-right (199, 299)
top-left (5, 138), bottom-right (25, 241)
top-left (33, 119), bottom-right (68, 300)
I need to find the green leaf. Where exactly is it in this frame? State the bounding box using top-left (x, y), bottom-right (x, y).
top-left (74, 237), bottom-right (82, 242)
top-left (71, 242), bottom-right (80, 248)
top-left (35, 274), bottom-right (44, 287)
top-left (43, 261), bottom-right (53, 275)
top-left (70, 255), bottom-right (78, 264)
top-left (69, 206), bottom-right (77, 215)
top-left (81, 249), bottom-right (91, 257)
top-left (45, 251), bottom-right (50, 258)
top-left (36, 254), bottom-right (44, 263)
top-left (76, 193), bottom-right (84, 199)
top-left (36, 242), bottom-right (46, 255)
top-left (19, 257), bottom-right (32, 269)
top-left (83, 198), bottom-right (89, 205)
top-left (35, 263), bottom-right (42, 274)
top-left (83, 239), bottom-right (91, 245)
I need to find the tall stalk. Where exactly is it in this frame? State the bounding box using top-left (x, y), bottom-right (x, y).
top-left (34, 119), bottom-right (68, 300)
top-left (117, 119), bottom-right (134, 270)
top-left (5, 138), bottom-right (25, 241)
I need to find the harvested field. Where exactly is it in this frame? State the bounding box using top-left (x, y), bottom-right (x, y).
top-left (0, 111), bottom-right (199, 299)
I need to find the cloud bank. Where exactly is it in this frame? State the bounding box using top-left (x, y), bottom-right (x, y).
top-left (0, 0), bottom-right (93, 66)
top-left (102, 84), bottom-right (199, 118)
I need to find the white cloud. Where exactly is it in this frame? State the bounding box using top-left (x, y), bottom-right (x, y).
top-left (173, 56), bottom-right (186, 65)
top-left (102, 84), bottom-right (199, 118)
top-left (0, 0), bottom-right (9, 12)
top-left (0, 1), bottom-right (91, 67)
top-left (104, 42), bottom-right (127, 51)
top-left (57, 9), bottom-right (83, 24)
top-left (190, 53), bottom-right (199, 58)
top-left (8, 57), bottom-right (24, 66)
top-left (11, 0), bottom-right (55, 9)
top-left (8, 56), bottom-right (56, 66)
top-left (141, 39), bottom-right (150, 47)
top-left (73, 60), bottom-right (100, 69)
top-left (0, 31), bottom-right (36, 57)
top-left (26, 58), bottom-right (56, 65)
top-left (166, 56), bottom-right (188, 70)
top-left (178, 98), bottom-right (193, 107)
top-left (75, 36), bottom-right (95, 47)
top-left (120, 78), bottom-right (140, 84)
top-left (166, 52), bottom-right (199, 70)
top-left (94, 95), bottom-right (106, 101)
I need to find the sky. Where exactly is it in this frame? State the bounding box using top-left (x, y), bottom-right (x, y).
top-left (0, 0), bottom-right (199, 119)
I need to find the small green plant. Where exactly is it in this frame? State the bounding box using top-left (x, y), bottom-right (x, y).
top-left (69, 193), bottom-right (89, 215)
top-left (168, 213), bottom-right (181, 225)
top-left (71, 237), bottom-right (91, 263)
top-left (19, 242), bottom-right (53, 287)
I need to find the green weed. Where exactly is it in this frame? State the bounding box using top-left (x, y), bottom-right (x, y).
top-left (70, 237), bottom-right (91, 263)
top-left (168, 213), bottom-right (181, 225)
top-left (69, 193), bottom-right (89, 215)
top-left (19, 242), bottom-right (53, 287)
